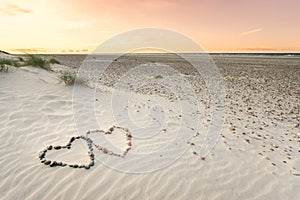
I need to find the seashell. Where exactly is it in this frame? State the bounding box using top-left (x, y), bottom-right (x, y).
top-left (102, 148), bottom-right (108, 154)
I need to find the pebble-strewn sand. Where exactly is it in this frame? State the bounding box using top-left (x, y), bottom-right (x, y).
top-left (0, 53), bottom-right (299, 199)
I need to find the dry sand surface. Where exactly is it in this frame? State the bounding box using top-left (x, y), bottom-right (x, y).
top-left (0, 53), bottom-right (299, 199)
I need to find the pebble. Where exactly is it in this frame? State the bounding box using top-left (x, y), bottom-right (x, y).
top-left (54, 146), bottom-right (61, 150)
top-left (50, 161), bottom-right (57, 167)
top-left (70, 137), bottom-right (75, 143)
top-left (44, 160), bottom-right (51, 165)
top-left (89, 160), bottom-right (94, 166)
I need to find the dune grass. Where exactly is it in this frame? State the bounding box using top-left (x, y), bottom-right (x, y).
top-left (0, 58), bottom-right (21, 72)
top-left (58, 71), bottom-right (87, 86)
top-left (24, 55), bottom-right (51, 70)
top-left (49, 58), bottom-right (60, 64)
top-left (0, 58), bottom-right (20, 67)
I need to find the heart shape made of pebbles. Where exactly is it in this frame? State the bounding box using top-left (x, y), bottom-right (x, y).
top-left (38, 125), bottom-right (133, 170)
top-left (86, 125), bottom-right (133, 158)
top-left (38, 135), bottom-right (95, 169)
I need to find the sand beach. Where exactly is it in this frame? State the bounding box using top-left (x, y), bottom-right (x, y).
top-left (0, 52), bottom-right (299, 199)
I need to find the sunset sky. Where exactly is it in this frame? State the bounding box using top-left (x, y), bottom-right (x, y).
top-left (1, 0), bottom-right (299, 53)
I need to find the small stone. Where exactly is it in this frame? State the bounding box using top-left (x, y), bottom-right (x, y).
top-left (70, 137), bottom-right (75, 143)
top-left (73, 164), bottom-right (79, 168)
top-left (272, 163), bottom-right (276, 166)
top-left (54, 146), bottom-right (61, 150)
top-left (47, 145), bottom-right (52, 150)
top-left (57, 162), bottom-right (62, 166)
top-left (41, 159), bottom-right (46, 163)
top-left (50, 161), bottom-right (57, 167)
top-left (85, 165), bottom-right (90, 169)
top-left (39, 152), bottom-right (45, 159)
top-left (193, 151), bottom-right (197, 155)
top-left (89, 160), bottom-right (94, 167)
top-left (245, 139), bottom-right (250, 144)
top-left (200, 157), bottom-right (205, 160)
top-left (44, 161), bottom-right (51, 165)
top-left (89, 153), bottom-right (94, 158)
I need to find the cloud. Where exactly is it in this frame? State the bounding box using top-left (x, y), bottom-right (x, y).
top-left (240, 28), bottom-right (262, 36)
top-left (61, 49), bottom-right (90, 53)
top-left (0, 3), bottom-right (31, 16)
top-left (11, 48), bottom-right (48, 53)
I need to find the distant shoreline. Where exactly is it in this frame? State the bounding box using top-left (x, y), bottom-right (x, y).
top-left (5, 52), bottom-right (300, 57)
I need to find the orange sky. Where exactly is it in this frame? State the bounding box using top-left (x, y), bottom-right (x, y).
top-left (0, 0), bottom-right (299, 53)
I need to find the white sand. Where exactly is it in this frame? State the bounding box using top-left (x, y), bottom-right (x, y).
top-left (0, 54), bottom-right (299, 199)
